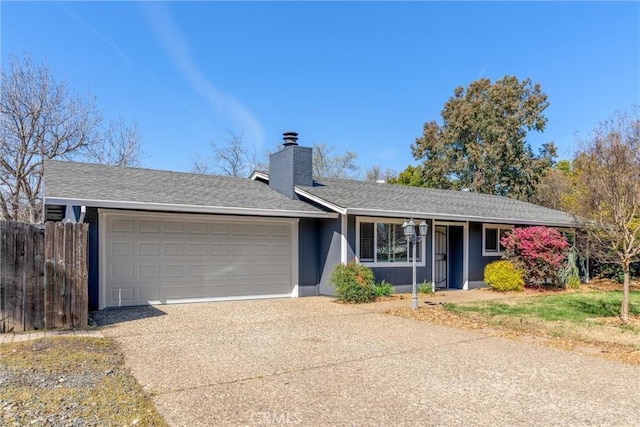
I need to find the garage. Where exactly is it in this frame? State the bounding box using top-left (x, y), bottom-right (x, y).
top-left (100, 211), bottom-right (296, 308)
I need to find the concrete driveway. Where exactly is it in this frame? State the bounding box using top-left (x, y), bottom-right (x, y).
top-left (95, 297), bottom-right (640, 426)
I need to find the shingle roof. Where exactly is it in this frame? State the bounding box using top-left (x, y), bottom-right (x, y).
top-left (297, 177), bottom-right (575, 226)
top-left (43, 160), bottom-right (330, 217)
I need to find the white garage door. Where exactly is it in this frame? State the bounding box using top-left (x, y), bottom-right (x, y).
top-left (101, 211), bottom-right (295, 307)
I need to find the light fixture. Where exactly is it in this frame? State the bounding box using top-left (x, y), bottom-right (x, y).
top-left (402, 219), bottom-right (429, 310)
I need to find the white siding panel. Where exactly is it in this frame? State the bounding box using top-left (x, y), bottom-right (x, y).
top-left (103, 212), bottom-right (294, 307)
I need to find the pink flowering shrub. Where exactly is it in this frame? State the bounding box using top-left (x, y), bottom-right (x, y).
top-left (500, 226), bottom-right (570, 288)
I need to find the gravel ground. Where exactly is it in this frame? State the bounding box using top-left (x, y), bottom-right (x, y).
top-left (95, 297), bottom-right (640, 426)
top-left (0, 336), bottom-right (167, 426)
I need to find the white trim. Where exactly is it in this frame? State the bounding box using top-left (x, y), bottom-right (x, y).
top-left (46, 197), bottom-right (337, 219)
top-left (340, 214), bottom-right (348, 264)
top-left (246, 174), bottom-right (348, 215)
top-left (294, 188), bottom-right (347, 215)
top-left (99, 211), bottom-right (107, 309)
top-left (126, 293), bottom-right (294, 306)
top-left (432, 221), bottom-right (469, 290)
top-left (346, 208), bottom-right (574, 227)
top-left (291, 219), bottom-right (299, 297)
top-left (355, 216), bottom-right (426, 268)
top-left (98, 209), bottom-right (299, 309)
top-left (249, 171), bottom-right (269, 181)
top-left (464, 221), bottom-right (469, 290)
top-left (482, 223), bottom-right (514, 257)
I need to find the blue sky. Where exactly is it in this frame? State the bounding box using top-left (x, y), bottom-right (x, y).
top-left (2, 2), bottom-right (639, 175)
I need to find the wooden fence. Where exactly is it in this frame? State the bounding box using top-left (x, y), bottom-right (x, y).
top-left (0, 221), bottom-right (88, 333)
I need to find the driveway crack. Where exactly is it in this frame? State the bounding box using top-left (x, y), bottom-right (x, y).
top-left (150, 335), bottom-right (493, 397)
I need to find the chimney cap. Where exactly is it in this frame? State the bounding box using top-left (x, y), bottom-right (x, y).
top-left (282, 131), bottom-right (299, 147)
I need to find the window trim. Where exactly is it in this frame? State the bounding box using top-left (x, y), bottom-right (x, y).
top-left (355, 216), bottom-right (426, 267)
top-left (482, 224), bottom-right (513, 257)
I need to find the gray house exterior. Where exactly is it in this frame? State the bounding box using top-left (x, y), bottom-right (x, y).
top-left (43, 133), bottom-right (575, 309)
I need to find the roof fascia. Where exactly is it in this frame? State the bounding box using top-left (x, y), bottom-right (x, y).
top-left (45, 197), bottom-right (338, 219)
top-left (345, 208), bottom-right (575, 227)
top-left (293, 188), bottom-right (347, 215)
top-left (249, 171), bottom-right (269, 182)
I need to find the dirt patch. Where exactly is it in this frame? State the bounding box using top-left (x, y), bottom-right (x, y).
top-left (585, 278), bottom-right (640, 292)
top-left (589, 316), bottom-right (640, 327)
top-left (0, 336), bottom-right (167, 426)
top-left (344, 281), bottom-right (640, 366)
top-left (387, 302), bottom-right (640, 367)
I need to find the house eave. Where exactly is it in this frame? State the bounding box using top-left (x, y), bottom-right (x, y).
top-left (44, 197), bottom-right (338, 219)
top-left (247, 173), bottom-right (575, 227)
top-left (250, 171), bottom-right (269, 182)
top-left (294, 188), bottom-right (347, 215)
top-left (345, 208), bottom-right (576, 227)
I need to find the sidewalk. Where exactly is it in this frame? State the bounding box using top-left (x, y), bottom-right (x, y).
top-left (0, 329), bottom-right (104, 344)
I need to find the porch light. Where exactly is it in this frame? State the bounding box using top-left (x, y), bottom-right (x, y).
top-left (419, 220), bottom-right (428, 237)
top-left (402, 219), bottom-right (429, 310)
top-left (402, 219), bottom-right (415, 238)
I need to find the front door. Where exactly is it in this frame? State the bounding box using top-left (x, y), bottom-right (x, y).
top-left (434, 225), bottom-right (447, 289)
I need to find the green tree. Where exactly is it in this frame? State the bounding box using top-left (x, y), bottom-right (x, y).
top-left (412, 75), bottom-right (555, 200)
top-left (387, 165), bottom-right (425, 187)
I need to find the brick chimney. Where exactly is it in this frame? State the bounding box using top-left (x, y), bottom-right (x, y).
top-left (269, 131), bottom-right (313, 199)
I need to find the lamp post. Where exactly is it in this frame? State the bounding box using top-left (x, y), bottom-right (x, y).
top-left (402, 219), bottom-right (429, 310)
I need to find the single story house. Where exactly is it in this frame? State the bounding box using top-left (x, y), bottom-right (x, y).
top-left (43, 132), bottom-right (575, 309)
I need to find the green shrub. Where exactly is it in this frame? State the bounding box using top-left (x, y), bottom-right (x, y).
top-left (373, 280), bottom-right (394, 297)
top-left (593, 261), bottom-right (640, 283)
top-left (484, 260), bottom-right (524, 292)
top-left (566, 275), bottom-right (581, 289)
top-left (418, 281), bottom-right (434, 294)
top-left (330, 262), bottom-right (376, 303)
top-left (558, 246), bottom-right (582, 289)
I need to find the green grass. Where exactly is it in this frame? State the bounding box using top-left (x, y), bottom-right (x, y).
top-left (445, 290), bottom-right (640, 323)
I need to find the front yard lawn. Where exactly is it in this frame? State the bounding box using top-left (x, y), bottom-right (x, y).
top-left (389, 287), bottom-right (640, 366)
top-left (445, 290), bottom-right (640, 323)
top-left (0, 336), bottom-right (166, 426)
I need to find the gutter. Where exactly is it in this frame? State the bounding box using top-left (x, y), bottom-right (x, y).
top-left (44, 197), bottom-right (339, 219)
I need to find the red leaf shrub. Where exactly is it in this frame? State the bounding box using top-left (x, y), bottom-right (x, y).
top-left (501, 226), bottom-right (569, 288)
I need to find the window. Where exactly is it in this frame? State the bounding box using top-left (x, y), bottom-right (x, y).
top-left (357, 217), bottom-right (425, 266)
top-left (482, 224), bottom-right (513, 256)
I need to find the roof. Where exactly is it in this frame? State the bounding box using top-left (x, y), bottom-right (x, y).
top-left (43, 160), bottom-right (335, 218)
top-left (295, 177), bottom-right (576, 227)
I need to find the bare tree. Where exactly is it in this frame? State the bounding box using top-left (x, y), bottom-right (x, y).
top-left (193, 131), bottom-right (257, 177)
top-left (312, 143), bottom-right (359, 179)
top-left (531, 160), bottom-right (574, 210)
top-left (364, 165), bottom-right (397, 183)
top-left (87, 117), bottom-right (145, 167)
top-left (0, 54), bottom-right (101, 223)
top-left (573, 109), bottom-right (640, 322)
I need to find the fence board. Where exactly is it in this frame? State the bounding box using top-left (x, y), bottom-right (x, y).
top-left (0, 222), bottom-right (12, 332)
top-left (5, 223), bottom-right (19, 332)
top-left (73, 224), bottom-right (88, 328)
top-left (63, 222), bottom-right (73, 329)
top-left (55, 222), bottom-right (65, 328)
top-left (43, 222), bottom-right (56, 330)
top-left (1, 220), bottom-right (87, 333)
top-left (32, 228), bottom-right (45, 330)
